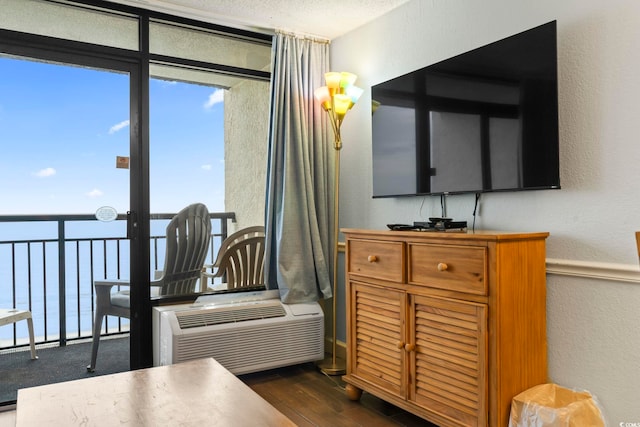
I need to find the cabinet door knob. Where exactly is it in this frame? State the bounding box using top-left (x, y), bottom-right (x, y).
top-left (404, 343), bottom-right (416, 352)
top-left (396, 341), bottom-right (405, 349)
top-left (437, 262), bottom-right (448, 271)
top-left (367, 255), bottom-right (378, 263)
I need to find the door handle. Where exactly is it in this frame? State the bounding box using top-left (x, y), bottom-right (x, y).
top-left (127, 210), bottom-right (138, 240)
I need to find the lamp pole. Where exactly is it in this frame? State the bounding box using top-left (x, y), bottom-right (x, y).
top-left (320, 133), bottom-right (343, 375)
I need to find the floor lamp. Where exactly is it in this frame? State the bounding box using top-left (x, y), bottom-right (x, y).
top-left (314, 72), bottom-right (363, 375)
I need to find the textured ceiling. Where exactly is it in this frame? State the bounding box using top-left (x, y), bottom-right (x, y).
top-left (106, 0), bottom-right (410, 39)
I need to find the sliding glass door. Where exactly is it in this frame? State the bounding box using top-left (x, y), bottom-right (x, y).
top-left (0, 53), bottom-right (132, 338)
top-left (1, 0), bottom-right (272, 405)
top-left (0, 49), bottom-right (143, 404)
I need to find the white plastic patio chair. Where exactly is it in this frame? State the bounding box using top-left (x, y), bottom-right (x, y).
top-left (87, 203), bottom-right (211, 372)
top-left (0, 308), bottom-right (37, 359)
top-left (200, 226), bottom-right (265, 291)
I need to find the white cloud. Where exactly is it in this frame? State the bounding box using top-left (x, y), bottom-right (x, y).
top-left (204, 89), bottom-right (224, 110)
top-left (108, 120), bottom-right (130, 134)
top-left (34, 167), bottom-right (56, 177)
top-left (201, 164), bottom-right (212, 171)
top-left (87, 189), bottom-right (103, 198)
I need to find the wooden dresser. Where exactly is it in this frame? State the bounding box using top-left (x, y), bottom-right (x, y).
top-left (342, 229), bottom-right (548, 427)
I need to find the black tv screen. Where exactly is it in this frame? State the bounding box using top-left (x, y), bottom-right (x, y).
top-left (371, 21), bottom-right (560, 198)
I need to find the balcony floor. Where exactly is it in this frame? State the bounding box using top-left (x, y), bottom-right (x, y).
top-left (0, 336), bottom-right (129, 403)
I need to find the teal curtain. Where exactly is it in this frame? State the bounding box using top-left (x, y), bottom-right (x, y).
top-left (264, 32), bottom-right (334, 303)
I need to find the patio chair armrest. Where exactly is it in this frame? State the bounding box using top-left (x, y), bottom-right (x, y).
top-left (93, 280), bottom-right (130, 305)
top-left (201, 264), bottom-right (223, 278)
top-left (94, 279), bottom-right (131, 289)
top-left (94, 279), bottom-right (162, 301)
top-left (201, 266), bottom-right (224, 293)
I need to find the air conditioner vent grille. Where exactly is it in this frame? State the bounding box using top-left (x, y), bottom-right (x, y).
top-left (176, 304), bottom-right (286, 329)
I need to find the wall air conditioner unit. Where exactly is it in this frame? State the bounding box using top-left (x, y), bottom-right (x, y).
top-left (152, 290), bottom-right (324, 375)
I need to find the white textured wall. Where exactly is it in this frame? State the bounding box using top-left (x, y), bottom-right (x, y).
top-left (332, 0), bottom-right (640, 423)
top-left (224, 79), bottom-right (269, 231)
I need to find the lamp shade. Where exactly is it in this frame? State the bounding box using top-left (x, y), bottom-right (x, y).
top-left (324, 72), bottom-right (342, 89)
top-left (345, 85), bottom-right (363, 105)
top-left (314, 86), bottom-right (332, 110)
top-left (333, 94), bottom-right (352, 116)
top-left (339, 72), bottom-right (357, 88)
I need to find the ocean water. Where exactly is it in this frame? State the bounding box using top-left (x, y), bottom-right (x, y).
top-left (0, 218), bottom-right (222, 346)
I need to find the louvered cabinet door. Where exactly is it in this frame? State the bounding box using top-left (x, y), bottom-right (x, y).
top-left (349, 281), bottom-right (406, 398)
top-left (408, 294), bottom-right (488, 427)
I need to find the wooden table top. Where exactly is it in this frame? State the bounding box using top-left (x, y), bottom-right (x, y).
top-left (16, 358), bottom-right (295, 426)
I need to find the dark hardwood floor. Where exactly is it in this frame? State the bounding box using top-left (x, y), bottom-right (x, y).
top-left (240, 362), bottom-right (437, 427)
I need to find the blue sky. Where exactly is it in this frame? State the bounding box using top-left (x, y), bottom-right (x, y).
top-left (0, 56), bottom-right (225, 215)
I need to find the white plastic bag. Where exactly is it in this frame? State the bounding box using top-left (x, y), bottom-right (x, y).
top-left (509, 383), bottom-right (606, 427)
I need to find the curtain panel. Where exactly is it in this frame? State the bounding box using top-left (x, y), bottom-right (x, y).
top-left (264, 32), bottom-right (334, 303)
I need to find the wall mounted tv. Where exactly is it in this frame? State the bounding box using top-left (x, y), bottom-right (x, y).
top-left (371, 21), bottom-right (560, 198)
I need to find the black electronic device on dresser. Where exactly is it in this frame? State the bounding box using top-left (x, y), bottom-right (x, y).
top-left (387, 217), bottom-right (468, 231)
top-left (372, 21), bottom-right (560, 199)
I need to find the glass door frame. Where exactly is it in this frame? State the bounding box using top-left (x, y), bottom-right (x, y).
top-left (0, 28), bottom-right (153, 369)
top-left (2, 0), bottom-right (272, 371)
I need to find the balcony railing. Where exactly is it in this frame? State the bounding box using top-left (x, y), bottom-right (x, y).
top-left (0, 212), bottom-right (235, 351)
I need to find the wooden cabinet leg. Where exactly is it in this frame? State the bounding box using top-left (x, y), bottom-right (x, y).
top-left (345, 384), bottom-right (363, 401)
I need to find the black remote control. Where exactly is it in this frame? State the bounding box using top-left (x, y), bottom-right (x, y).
top-left (387, 224), bottom-right (418, 231)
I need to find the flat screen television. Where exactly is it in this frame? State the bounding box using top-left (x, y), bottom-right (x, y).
top-left (371, 21), bottom-right (560, 198)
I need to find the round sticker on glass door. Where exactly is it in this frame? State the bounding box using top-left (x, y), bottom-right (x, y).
top-left (95, 206), bottom-right (118, 222)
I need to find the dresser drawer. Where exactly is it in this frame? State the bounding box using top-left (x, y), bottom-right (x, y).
top-left (348, 239), bottom-right (404, 283)
top-left (408, 243), bottom-right (487, 295)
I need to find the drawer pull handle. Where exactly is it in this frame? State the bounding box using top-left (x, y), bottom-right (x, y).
top-left (367, 255), bottom-right (378, 263)
top-left (404, 343), bottom-right (416, 352)
top-left (437, 262), bottom-right (448, 271)
top-left (396, 341), bottom-right (405, 349)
